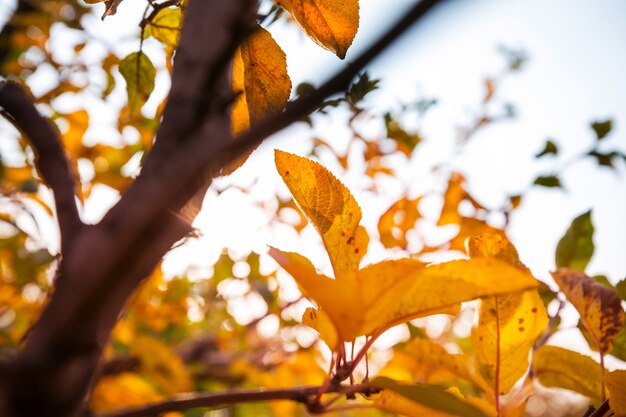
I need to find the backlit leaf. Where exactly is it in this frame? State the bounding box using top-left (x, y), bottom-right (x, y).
top-left (150, 7), bottom-right (182, 48)
top-left (268, 247), bottom-right (363, 343)
top-left (607, 370), bottom-right (626, 416)
top-left (379, 338), bottom-right (491, 393)
top-left (469, 234), bottom-right (548, 394)
top-left (228, 27), bottom-right (291, 172)
top-left (358, 257), bottom-right (539, 337)
top-left (555, 210), bottom-right (594, 271)
top-left (272, 154), bottom-right (541, 346)
top-left (532, 345), bottom-right (603, 401)
top-left (275, 150), bottom-right (362, 281)
top-left (119, 52), bottom-right (156, 115)
top-left (378, 196), bottom-right (421, 249)
top-left (371, 377), bottom-right (490, 417)
top-left (276, 0), bottom-right (359, 59)
top-left (552, 269), bottom-right (624, 354)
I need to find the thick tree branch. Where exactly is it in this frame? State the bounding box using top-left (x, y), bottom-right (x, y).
top-left (98, 384), bottom-right (377, 417)
top-left (3, 2), bottom-right (443, 416)
top-left (105, 0), bottom-right (444, 252)
top-left (0, 80), bottom-right (82, 248)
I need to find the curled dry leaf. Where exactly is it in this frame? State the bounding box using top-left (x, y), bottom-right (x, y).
top-left (551, 268), bottom-right (624, 354)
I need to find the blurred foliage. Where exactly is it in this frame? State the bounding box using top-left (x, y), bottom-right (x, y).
top-left (0, 1), bottom-right (625, 417)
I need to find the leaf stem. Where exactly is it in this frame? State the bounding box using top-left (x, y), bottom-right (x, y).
top-left (495, 295), bottom-right (501, 417)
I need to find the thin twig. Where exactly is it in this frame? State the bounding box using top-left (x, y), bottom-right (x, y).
top-left (97, 384), bottom-right (376, 417)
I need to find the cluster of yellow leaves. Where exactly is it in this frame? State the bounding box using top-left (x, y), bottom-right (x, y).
top-left (270, 151), bottom-right (542, 360)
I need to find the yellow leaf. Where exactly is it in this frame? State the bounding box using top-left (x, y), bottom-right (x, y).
top-left (271, 155), bottom-right (541, 348)
top-left (501, 376), bottom-right (536, 417)
top-left (607, 370), bottom-right (626, 416)
top-left (551, 268), bottom-right (624, 354)
top-left (150, 7), bottom-right (182, 48)
top-left (271, 247), bottom-right (539, 344)
top-left (380, 338), bottom-right (492, 393)
top-left (274, 150), bottom-right (362, 281)
top-left (469, 234), bottom-right (549, 394)
top-left (276, 0), bottom-right (359, 59)
top-left (302, 307), bottom-right (339, 349)
top-left (360, 258), bottom-right (540, 337)
top-left (532, 345), bottom-right (603, 401)
top-left (268, 247), bottom-right (363, 344)
top-left (378, 196), bottom-right (421, 249)
top-left (130, 334), bottom-right (192, 395)
top-left (372, 377), bottom-right (491, 417)
top-left (91, 373), bottom-right (162, 412)
top-left (228, 27), bottom-right (291, 173)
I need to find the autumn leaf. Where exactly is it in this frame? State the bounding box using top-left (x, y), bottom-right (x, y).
top-left (532, 345), bottom-right (603, 401)
top-left (150, 7), bottom-right (182, 48)
top-left (119, 52), bottom-right (156, 115)
top-left (371, 377), bottom-right (491, 417)
top-left (607, 370), bottom-right (626, 416)
top-left (551, 269), bottom-right (624, 355)
top-left (469, 234), bottom-right (549, 395)
top-left (228, 27), bottom-right (291, 172)
top-left (271, 153), bottom-right (541, 346)
top-left (276, 0), bottom-right (359, 59)
top-left (274, 150), bottom-right (362, 281)
top-left (268, 247), bottom-right (363, 343)
top-left (379, 338), bottom-right (492, 394)
top-left (378, 196), bottom-right (421, 249)
top-left (357, 257), bottom-right (539, 338)
top-left (555, 210), bottom-right (594, 271)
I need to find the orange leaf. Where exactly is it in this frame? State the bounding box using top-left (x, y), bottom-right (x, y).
top-left (276, 0), bottom-right (359, 59)
top-left (607, 370), bottom-right (626, 416)
top-left (552, 268), bottom-right (624, 354)
top-left (274, 150), bottom-right (362, 281)
top-left (378, 196), bottom-right (421, 249)
top-left (228, 27), bottom-right (291, 172)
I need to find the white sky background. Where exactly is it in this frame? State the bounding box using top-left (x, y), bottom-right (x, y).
top-left (168, 0), bottom-right (626, 283)
top-left (1, 1), bottom-right (625, 348)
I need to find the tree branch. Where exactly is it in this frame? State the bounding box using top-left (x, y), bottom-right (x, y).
top-left (97, 384), bottom-right (377, 417)
top-left (0, 80), bottom-right (82, 249)
top-left (104, 0), bottom-right (444, 253)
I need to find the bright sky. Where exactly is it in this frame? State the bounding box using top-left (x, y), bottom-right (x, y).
top-left (167, 0), bottom-right (626, 283)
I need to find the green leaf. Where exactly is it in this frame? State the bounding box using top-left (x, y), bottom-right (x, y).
top-left (555, 210), bottom-right (594, 271)
top-left (591, 119), bottom-right (612, 140)
top-left (610, 327), bottom-right (626, 361)
top-left (533, 175), bottom-right (561, 188)
top-left (371, 377), bottom-right (489, 417)
top-left (587, 150), bottom-right (620, 168)
top-left (616, 279), bottom-right (626, 301)
top-left (536, 139), bottom-right (558, 157)
top-left (119, 52), bottom-right (156, 115)
top-left (532, 345), bottom-right (602, 401)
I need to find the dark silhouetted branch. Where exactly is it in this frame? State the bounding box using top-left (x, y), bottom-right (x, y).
top-left (0, 80), bottom-right (82, 249)
top-left (98, 384), bottom-right (378, 417)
